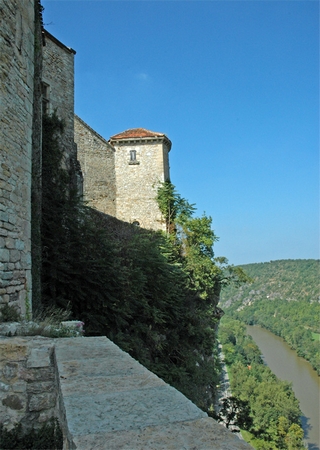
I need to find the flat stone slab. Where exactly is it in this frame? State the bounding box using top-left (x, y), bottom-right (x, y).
top-left (73, 418), bottom-right (252, 450)
top-left (54, 337), bottom-right (252, 449)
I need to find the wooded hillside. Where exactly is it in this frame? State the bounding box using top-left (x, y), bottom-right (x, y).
top-left (220, 259), bottom-right (320, 373)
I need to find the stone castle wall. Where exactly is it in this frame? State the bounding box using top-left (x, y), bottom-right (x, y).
top-left (0, 0), bottom-right (37, 316)
top-left (0, 4), bottom-right (81, 318)
top-left (75, 121), bottom-right (171, 231)
top-left (42, 31), bottom-right (77, 172)
top-left (113, 139), bottom-right (169, 230)
top-left (74, 116), bottom-right (116, 216)
top-left (0, 335), bottom-right (252, 449)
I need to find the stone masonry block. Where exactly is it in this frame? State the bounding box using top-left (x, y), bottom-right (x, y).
top-left (5, 237), bottom-right (15, 248)
top-left (0, 340), bottom-right (28, 362)
top-left (15, 239), bottom-right (25, 250)
top-left (28, 392), bottom-right (56, 412)
top-left (9, 249), bottom-right (20, 263)
top-left (27, 381), bottom-right (55, 395)
top-left (2, 394), bottom-right (25, 411)
top-left (0, 248), bottom-right (10, 261)
top-left (0, 271), bottom-right (13, 280)
top-left (0, 382), bottom-right (10, 392)
top-left (27, 345), bottom-right (54, 368)
top-left (2, 362), bottom-right (20, 380)
top-left (19, 366), bottom-right (55, 383)
top-left (12, 381), bottom-right (27, 394)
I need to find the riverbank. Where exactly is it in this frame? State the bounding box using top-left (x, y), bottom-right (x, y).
top-left (218, 317), bottom-right (306, 449)
top-left (247, 325), bottom-right (320, 450)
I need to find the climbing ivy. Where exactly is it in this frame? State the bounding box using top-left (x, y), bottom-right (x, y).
top-left (40, 115), bottom-right (248, 412)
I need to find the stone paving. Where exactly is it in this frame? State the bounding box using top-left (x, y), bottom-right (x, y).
top-left (55, 337), bottom-right (252, 449)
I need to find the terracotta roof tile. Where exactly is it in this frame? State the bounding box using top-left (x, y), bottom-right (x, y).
top-left (110, 128), bottom-right (166, 140)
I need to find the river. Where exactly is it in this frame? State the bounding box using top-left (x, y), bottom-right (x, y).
top-left (247, 325), bottom-right (320, 450)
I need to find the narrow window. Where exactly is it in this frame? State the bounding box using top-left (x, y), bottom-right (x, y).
top-left (129, 149), bottom-right (139, 165)
top-left (42, 83), bottom-right (50, 115)
top-left (130, 150), bottom-right (136, 161)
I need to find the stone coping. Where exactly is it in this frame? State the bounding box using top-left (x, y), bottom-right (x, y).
top-left (55, 337), bottom-right (252, 449)
top-left (1, 335), bottom-right (252, 449)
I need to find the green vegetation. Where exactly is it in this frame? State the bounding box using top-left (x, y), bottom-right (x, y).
top-left (218, 317), bottom-right (305, 449)
top-left (39, 114), bottom-right (247, 411)
top-left (0, 304), bottom-right (21, 323)
top-left (220, 260), bottom-right (320, 373)
top-left (0, 419), bottom-right (62, 450)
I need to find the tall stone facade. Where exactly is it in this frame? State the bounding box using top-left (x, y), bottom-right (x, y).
top-left (75, 125), bottom-right (172, 231)
top-left (43, 31), bottom-right (82, 191)
top-left (110, 128), bottom-right (171, 231)
top-left (0, 3), bottom-right (80, 317)
top-left (74, 116), bottom-right (116, 216)
top-left (0, 0), bottom-right (40, 316)
top-left (0, 0), bottom-right (170, 317)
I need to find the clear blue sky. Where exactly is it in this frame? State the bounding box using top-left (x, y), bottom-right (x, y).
top-left (42, 0), bottom-right (319, 266)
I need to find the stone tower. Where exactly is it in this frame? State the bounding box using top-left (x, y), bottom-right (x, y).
top-left (109, 128), bottom-right (172, 231)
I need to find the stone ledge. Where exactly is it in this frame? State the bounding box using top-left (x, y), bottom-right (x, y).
top-left (54, 337), bottom-right (252, 449)
top-left (72, 418), bottom-right (252, 450)
top-left (0, 335), bottom-right (252, 449)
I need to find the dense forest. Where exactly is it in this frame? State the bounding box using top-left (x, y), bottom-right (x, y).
top-left (219, 260), bottom-right (320, 373)
top-left (218, 317), bottom-right (305, 449)
top-left (38, 113), bottom-right (248, 413)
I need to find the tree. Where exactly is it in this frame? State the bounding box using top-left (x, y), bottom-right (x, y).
top-left (156, 180), bottom-right (195, 234)
top-left (217, 396), bottom-right (252, 431)
top-left (285, 424), bottom-right (305, 450)
top-left (40, 122), bottom-right (225, 412)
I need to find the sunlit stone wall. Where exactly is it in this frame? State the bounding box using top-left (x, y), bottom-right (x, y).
top-left (112, 138), bottom-right (170, 230)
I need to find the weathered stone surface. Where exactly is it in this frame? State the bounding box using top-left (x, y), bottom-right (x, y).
top-left (2, 394), bottom-right (24, 410)
top-left (0, 0), bottom-right (35, 316)
top-left (12, 381), bottom-right (26, 393)
top-left (28, 392), bottom-right (56, 412)
top-left (27, 344), bottom-right (53, 368)
top-left (0, 2), bottom-right (79, 317)
top-left (75, 117), bottom-right (116, 216)
top-left (75, 119), bottom-right (170, 231)
top-left (63, 386), bottom-right (206, 436)
top-left (43, 30), bottom-right (80, 192)
top-left (27, 381), bottom-right (54, 394)
top-left (3, 362), bottom-right (20, 380)
top-left (73, 418), bottom-right (252, 450)
top-left (0, 338), bottom-right (29, 362)
top-left (19, 366), bottom-right (55, 382)
top-left (0, 337), bottom-right (58, 430)
top-left (0, 336), bottom-right (252, 449)
top-left (55, 337), bottom-right (252, 449)
top-left (0, 382), bottom-right (10, 392)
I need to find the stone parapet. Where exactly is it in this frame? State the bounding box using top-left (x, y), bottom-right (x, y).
top-left (0, 336), bottom-right (58, 430)
top-left (1, 335), bottom-right (252, 449)
top-left (56, 337), bottom-right (253, 449)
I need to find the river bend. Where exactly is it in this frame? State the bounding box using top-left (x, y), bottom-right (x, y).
top-left (247, 325), bottom-right (320, 450)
